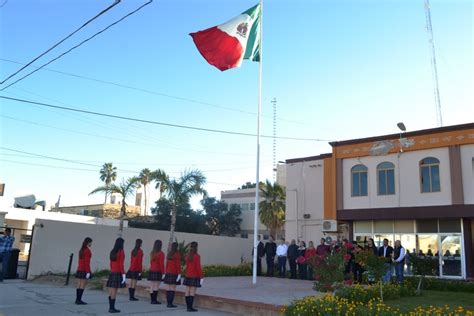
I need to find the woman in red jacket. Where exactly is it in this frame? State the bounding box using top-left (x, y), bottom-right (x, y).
top-left (147, 239), bottom-right (165, 305)
top-left (183, 241), bottom-right (203, 312)
top-left (305, 241), bottom-right (317, 280)
top-left (106, 237), bottom-right (126, 313)
top-left (126, 238), bottom-right (143, 301)
top-left (163, 242), bottom-right (181, 308)
top-left (75, 237), bottom-right (92, 305)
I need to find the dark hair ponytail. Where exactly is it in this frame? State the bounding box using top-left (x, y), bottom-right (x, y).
top-left (132, 239), bottom-right (142, 257)
top-left (150, 240), bottom-right (162, 257)
top-left (79, 237), bottom-right (92, 259)
top-left (110, 237), bottom-right (124, 261)
top-left (167, 242), bottom-right (178, 260)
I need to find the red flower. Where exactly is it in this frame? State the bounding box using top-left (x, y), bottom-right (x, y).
top-left (343, 254), bottom-right (351, 262)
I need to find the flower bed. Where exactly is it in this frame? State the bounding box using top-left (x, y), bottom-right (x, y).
top-left (335, 283), bottom-right (416, 303)
top-left (283, 295), bottom-right (473, 316)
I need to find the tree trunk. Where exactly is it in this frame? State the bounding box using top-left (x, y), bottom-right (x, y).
top-left (104, 192), bottom-right (108, 205)
top-left (119, 198), bottom-right (126, 235)
top-left (379, 280), bottom-right (384, 302)
top-left (169, 204), bottom-right (177, 244)
top-left (143, 184), bottom-right (148, 216)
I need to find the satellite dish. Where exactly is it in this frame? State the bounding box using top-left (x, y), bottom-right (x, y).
top-left (369, 141), bottom-right (395, 156)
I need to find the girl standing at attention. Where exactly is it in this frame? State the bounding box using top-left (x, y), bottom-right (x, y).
top-left (75, 237), bottom-right (92, 305)
top-left (183, 241), bottom-right (203, 312)
top-left (163, 242), bottom-right (181, 308)
top-left (126, 238), bottom-right (143, 301)
top-left (106, 238), bottom-right (126, 313)
top-left (147, 240), bottom-right (165, 305)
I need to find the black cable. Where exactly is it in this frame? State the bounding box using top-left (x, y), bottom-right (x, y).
top-left (0, 95), bottom-right (330, 142)
top-left (0, 0), bottom-right (121, 84)
top-left (0, 58), bottom-right (308, 126)
top-left (0, 0), bottom-right (152, 91)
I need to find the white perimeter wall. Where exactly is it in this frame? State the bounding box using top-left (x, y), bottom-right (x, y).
top-left (27, 219), bottom-right (253, 279)
top-left (461, 144), bottom-right (474, 204)
top-left (343, 147), bottom-right (452, 209)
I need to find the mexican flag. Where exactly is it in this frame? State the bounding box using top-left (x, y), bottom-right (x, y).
top-left (190, 3), bottom-right (261, 71)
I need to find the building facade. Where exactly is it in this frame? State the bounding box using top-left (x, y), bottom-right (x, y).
top-left (285, 123), bottom-right (474, 279)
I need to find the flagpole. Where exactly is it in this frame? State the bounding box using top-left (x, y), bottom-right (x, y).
top-left (252, 0), bottom-right (263, 285)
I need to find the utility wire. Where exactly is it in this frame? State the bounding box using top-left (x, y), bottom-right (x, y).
top-left (0, 58), bottom-right (308, 126)
top-left (0, 0), bottom-right (152, 91)
top-left (0, 96), bottom-right (331, 142)
top-left (0, 0), bottom-right (121, 84)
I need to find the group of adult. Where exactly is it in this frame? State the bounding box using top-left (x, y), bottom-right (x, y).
top-left (75, 237), bottom-right (203, 313)
top-left (254, 235), bottom-right (407, 284)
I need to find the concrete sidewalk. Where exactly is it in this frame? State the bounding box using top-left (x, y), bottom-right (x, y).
top-left (0, 280), bottom-right (235, 316)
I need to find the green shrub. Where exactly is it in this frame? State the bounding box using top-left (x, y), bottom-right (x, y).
top-left (334, 283), bottom-right (416, 303)
top-left (202, 263), bottom-right (252, 277)
top-left (404, 277), bottom-right (474, 293)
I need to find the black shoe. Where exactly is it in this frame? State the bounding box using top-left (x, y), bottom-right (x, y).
top-left (166, 291), bottom-right (177, 308)
top-left (150, 291), bottom-right (161, 304)
top-left (129, 288), bottom-right (139, 301)
top-left (187, 296), bottom-right (198, 312)
top-left (75, 289), bottom-right (87, 305)
top-left (108, 297), bottom-right (121, 313)
top-left (75, 300), bottom-right (87, 305)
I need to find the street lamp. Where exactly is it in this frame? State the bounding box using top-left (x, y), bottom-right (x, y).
top-left (397, 122), bottom-right (406, 132)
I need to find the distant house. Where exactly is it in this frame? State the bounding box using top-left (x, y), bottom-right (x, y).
top-left (51, 203), bottom-right (140, 219)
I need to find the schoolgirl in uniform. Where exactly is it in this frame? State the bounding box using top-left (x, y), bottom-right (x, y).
top-left (183, 241), bottom-right (203, 312)
top-left (163, 242), bottom-right (181, 308)
top-left (147, 239), bottom-right (165, 304)
top-left (75, 237), bottom-right (92, 305)
top-left (106, 237), bottom-right (126, 313)
top-left (126, 238), bottom-right (143, 301)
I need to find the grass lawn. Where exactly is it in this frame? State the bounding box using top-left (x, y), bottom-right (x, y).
top-left (386, 290), bottom-right (474, 312)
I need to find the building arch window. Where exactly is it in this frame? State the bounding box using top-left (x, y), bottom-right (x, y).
top-left (377, 161), bottom-right (395, 195)
top-left (420, 157), bottom-right (441, 193)
top-left (351, 164), bottom-right (368, 197)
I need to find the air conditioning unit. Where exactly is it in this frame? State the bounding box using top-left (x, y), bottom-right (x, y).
top-left (322, 220), bottom-right (337, 232)
top-left (303, 214), bottom-right (311, 219)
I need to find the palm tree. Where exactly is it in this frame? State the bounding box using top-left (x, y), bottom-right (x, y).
top-left (138, 168), bottom-right (152, 216)
top-left (259, 180), bottom-right (285, 238)
top-left (90, 177), bottom-right (139, 234)
top-left (153, 169), bottom-right (206, 244)
top-left (99, 162), bottom-right (117, 204)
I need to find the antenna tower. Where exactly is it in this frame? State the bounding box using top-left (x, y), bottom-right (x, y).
top-left (424, 0), bottom-right (443, 127)
top-left (271, 98), bottom-right (277, 182)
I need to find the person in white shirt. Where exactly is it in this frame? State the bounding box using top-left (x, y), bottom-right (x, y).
top-left (276, 239), bottom-right (288, 278)
top-left (392, 240), bottom-right (406, 284)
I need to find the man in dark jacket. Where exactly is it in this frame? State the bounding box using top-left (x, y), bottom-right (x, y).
top-left (287, 239), bottom-right (299, 279)
top-left (264, 236), bottom-right (277, 277)
top-left (377, 238), bottom-right (394, 283)
top-left (256, 235), bottom-right (265, 276)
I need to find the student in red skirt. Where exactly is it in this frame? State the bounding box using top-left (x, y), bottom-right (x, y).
top-left (75, 237), bottom-right (92, 305)
top-left (126, 238), bottom-right (143, 301)
top-left (147, 239), bottom-right (165, 304)
top-left (183, 241), bottom-right (203, 312)
top-left (106, 237), bottom-right (126, 313)
top-left (163, 242), bottom-right (181, 308)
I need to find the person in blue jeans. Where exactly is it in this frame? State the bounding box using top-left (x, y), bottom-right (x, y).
top-left (377, 238), bottom-right (393, 283)
top-left (0, 228), bottom-right (15, 282)
top-left (393, 240), bottom-right (406, 284)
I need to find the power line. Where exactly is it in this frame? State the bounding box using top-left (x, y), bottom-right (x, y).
top-left (0, 0), bottom-right (120, 84)
top-left (0, 96), bottom-right (331, 142)
top-left (0, 58), bottom-right (308, 126)
top-left (0, 0), bottom-right (152, 91)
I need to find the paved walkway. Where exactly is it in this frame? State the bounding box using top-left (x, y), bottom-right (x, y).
top-left (135, 276), bottom-right (319, 306)
top-left (0, 280), bottom-right (235, 316)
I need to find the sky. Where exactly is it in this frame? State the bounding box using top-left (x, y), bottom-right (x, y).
top-left (0, 0), bottom-right (472, 210)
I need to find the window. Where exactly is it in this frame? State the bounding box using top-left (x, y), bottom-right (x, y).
top-left (377, 162), bottom-right (395, 195)
top-left (420, 157), bottom-right (440, 192)
top-left (351, 164), bottom-right (368, 196)
top-left (241, 203), bottom-right (249, 211)
top-left (250, 203), bottom-right (255, 211)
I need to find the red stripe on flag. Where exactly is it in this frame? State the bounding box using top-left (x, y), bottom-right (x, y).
top-left (190, 26), bottom-right (244, 71)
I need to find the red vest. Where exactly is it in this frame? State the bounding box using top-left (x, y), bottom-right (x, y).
top-left (77, 247), bottom-right (91, 273)
top-left (129, 248), bottom-right (143, 272)
top-left (110, 249), bottom-right (125, 273)
top-left (149, 251), bottom-right (165, 273)
top-left (185, 253), bottom-right (203, 279)
top-left (165, 253), bottom-right (181, 275)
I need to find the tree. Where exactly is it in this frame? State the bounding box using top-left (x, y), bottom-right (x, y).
top-left (201, 197), bottom-right (242, 236)
top-left (238, 181), bottom-right (264, 190)
top-left (99, 162), bottom-right (117, 204)
top-left (259, 180), bottom-right (285, 238)
top-left (138, 168), bottom-right (152, 216)
top-left (90, 177), bottom-right (139, 234)
top-left (152, 169), bottom-right (206, 243)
